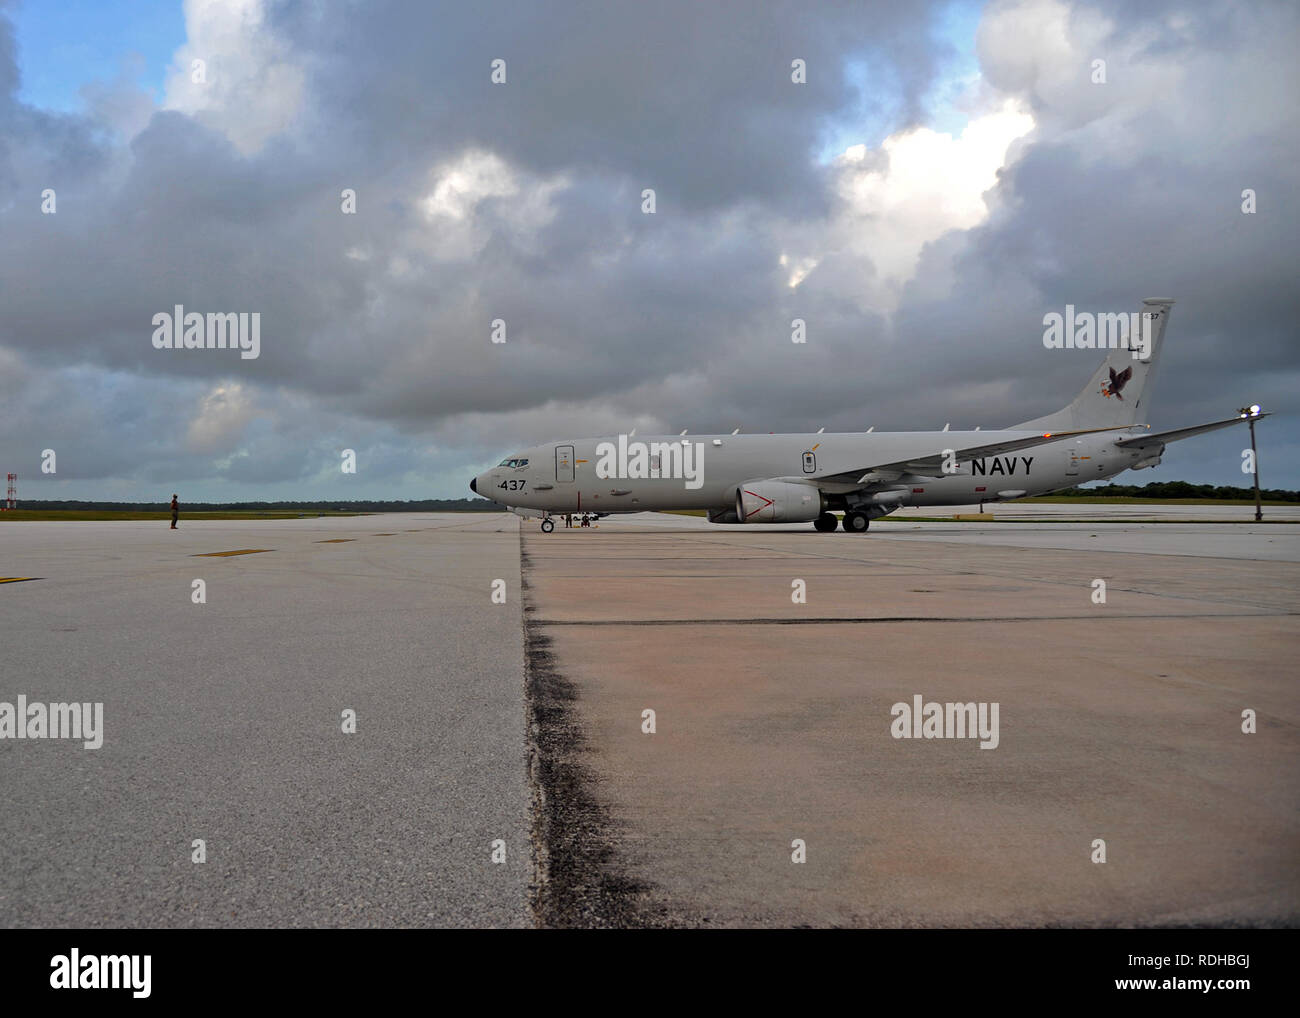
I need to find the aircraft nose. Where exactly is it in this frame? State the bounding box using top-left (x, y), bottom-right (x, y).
top-left (469, 476), bottom-right (477, 494)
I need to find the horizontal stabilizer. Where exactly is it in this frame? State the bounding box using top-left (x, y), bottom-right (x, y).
top-left (1114, 413), bottom-right (1269, 449)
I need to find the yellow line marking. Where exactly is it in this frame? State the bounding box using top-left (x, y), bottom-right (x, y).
top-left (0, 577), bottom-right (39, 583)
top-left (315, 539), bottom-right (356, 543)
top-left (192, 549), bottom-right (272, 557)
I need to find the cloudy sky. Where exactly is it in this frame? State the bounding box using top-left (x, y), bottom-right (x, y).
top-left (1, 0), bottom-right (1296, 502)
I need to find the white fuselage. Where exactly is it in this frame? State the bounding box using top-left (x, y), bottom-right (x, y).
top-left (473, 429), bottom-right (1149, 517)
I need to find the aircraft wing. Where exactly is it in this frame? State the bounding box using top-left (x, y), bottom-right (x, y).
top-left (816, 425), bottom-right (1132, 486)
top-left (1112, 413), bottom-right (1270, 449)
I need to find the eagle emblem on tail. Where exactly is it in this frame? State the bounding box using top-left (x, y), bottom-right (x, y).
top-left (1101, 365), bottom-right (1132, 400)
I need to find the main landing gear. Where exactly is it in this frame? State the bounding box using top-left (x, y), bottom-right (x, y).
top-left (812, 511), bottom-right (870, 533)
top-left (813, 512), bottom-right (838, 532)
top-left (811, 507), bottom-right (883, 533)
top-left (842, 510), bottom-right (870, 533)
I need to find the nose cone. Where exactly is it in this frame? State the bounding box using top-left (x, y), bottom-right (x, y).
top-left (469, 476), bottom-right (477, 494)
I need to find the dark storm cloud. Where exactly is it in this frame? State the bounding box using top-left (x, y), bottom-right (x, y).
top-left (0, 2), bottom-right (941, 453)
top-left (291, 0), bottom-right (940, 214)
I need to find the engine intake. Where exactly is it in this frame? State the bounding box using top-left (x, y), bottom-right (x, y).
top-left (736, 480), bottom-right (822, 523)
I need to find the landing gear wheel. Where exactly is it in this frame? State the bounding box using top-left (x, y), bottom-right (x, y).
top-left (813, 512), bottom-right (838, 533)
top-left (843, 510), bottom-right (870, 533)
top-left (540, 518), bottom-right (554, 533)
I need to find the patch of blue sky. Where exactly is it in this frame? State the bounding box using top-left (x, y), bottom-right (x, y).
top-left (6, 0), bottom-right (184, 112)
top-left (815, 0), bottom-right (986, 164)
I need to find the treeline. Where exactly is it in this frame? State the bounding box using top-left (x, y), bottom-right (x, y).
top-left (16, 483), bottom-right (1297, 510)
top-left (16, 498), bottom-right (505, 512)
top-left (1059, 482), bottom-right (1298, 501)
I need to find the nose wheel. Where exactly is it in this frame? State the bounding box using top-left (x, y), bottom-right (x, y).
top-left (540, 518), bottom-right (555, 533)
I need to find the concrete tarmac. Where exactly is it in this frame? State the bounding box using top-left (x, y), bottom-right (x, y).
top-left (522, 512), bottom-right (1300, 927)
top-left (0, 514), bottom-right (530, 927)
top-left (905, 502), bottom-right (1300, 523)
top-left (3, 509), bottom-right (1296, 927)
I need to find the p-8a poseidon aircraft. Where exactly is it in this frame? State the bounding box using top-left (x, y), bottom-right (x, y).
top-left (471, 299), bottom-right (1266, 533)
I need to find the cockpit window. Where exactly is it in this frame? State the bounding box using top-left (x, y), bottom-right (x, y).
top-left (497, 457), bottom-right (529, 468)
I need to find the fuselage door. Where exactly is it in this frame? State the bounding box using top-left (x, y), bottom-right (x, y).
top-left (556, 445), bottom-right (575, 483)
top-left (1066, 442), bottom-right (1080, 476)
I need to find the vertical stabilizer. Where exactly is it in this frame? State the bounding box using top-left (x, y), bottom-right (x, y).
top-left (1013, 299), bottom-right (1174, 431)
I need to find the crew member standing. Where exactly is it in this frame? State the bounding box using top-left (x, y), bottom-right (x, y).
top-left (170, 493), bottom-right (179, 530)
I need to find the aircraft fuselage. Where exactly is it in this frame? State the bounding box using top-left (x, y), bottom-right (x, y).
top-left (473, 429), bottom-right (1148, 517)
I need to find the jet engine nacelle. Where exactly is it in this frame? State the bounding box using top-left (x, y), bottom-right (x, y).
top-left (736, 480), bottom-right (822, 523)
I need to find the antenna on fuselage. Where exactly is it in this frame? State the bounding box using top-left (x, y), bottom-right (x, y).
top-left (679, 429), bottom-right (688, 436)
top-left (817, 427), bottom-right (825, 434)
top-left (731, 427), bottom-right (741, 435)
top-left (866, 426), bottom-right (874, 433)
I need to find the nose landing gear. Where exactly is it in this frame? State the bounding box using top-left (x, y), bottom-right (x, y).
top-left (540, 518), bottom-right (555, 533)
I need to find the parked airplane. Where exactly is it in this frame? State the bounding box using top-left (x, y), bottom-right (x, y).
top-left (471, 299), bottom-right (1265, 533)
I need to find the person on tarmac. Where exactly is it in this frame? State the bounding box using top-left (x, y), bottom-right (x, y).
top-left (170, 494), bottom-right (179, 530)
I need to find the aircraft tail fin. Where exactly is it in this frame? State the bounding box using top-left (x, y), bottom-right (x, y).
top-left (1012, 299), bottom-right (1174, 432)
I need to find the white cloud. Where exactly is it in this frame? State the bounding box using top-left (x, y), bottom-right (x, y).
top-left (163, 0), bottom-right (306, 153)
top-left (186, 382), bottom-right (259, 454)
top-left (976, 0), bottom-right (1183, 144)
top-left (785, 99), bottom-right (1034, 310)
top-left (418, 149), bottom-right (569, 260)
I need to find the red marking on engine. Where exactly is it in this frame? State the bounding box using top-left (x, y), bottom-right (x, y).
top-left (743, 489), bottom-right (774, 519)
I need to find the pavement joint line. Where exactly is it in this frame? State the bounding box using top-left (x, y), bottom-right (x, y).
top-left (519, 530), bottom-right (686, 928)
top-left (531, 611), bottom-right (1294, 626)
top-left (606, 528), bottom-right (1300, 567)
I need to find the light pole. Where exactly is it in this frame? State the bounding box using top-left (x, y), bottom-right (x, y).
top-left (1238, 405), bottom-right (1263, 522)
